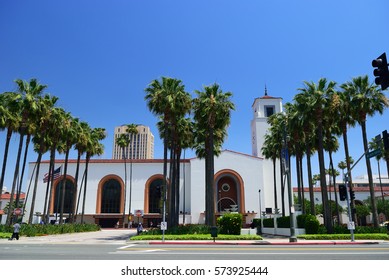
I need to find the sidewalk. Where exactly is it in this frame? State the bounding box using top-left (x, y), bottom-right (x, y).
top-left (1, 229), bottom-right (387, 245)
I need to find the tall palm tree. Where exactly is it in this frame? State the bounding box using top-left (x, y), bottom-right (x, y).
top-left (80, 127), bottom-right (105, 223)
top-left (337, 85), bottom-right (358, 223)
top-left (71, 121), bottom-right (90, 223)
top-left (126, 123), bottom-right (139, 226)
top-left (193, 83), bottom-right (235, 226)
top-left (58, 113), bottom-right (78, 224)
top-left (7, 78), bottom-right (47, 225)
top-left (145, 77), bottom-right (191, 229)
top-left (345, 75), bottom-right (389, 227)
top-left (27, 95), bottom-right (58, 224)
top-left (116, 132), bottom-right (130, 227)
top-left (0, 92), bottom-right (21, 206)
top-left (296, 78), bottom-right (336, 233)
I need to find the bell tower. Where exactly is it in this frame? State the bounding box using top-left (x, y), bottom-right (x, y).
top-left (251, 86), bottom-right (283, 215)
top-left (251, 86), bottom-right (283, 158)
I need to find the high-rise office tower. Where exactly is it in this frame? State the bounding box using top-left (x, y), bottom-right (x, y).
top-left (112, 125), bottom-right (154, 159)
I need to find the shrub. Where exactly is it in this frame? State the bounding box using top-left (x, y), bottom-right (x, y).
top-left (263, 218), bottom-right (274, 228)
top-left (217, 213), bottom-right (243, 235)
top-left (305, 215), bottom-right (320, 234)
top-left (297, 214), bottom-right (317, 229)
top-left (276, 216), bottom-right (290, 228)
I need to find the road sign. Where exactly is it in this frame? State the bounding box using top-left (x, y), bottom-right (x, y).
top-left (366, 149), bottom-right (381, 159)
top-left (160, 222), bottom-right (167, 230)
top-left (13, 208), bottom-right (22, 216)
top-left (134, 209), bottom-right (144, 217)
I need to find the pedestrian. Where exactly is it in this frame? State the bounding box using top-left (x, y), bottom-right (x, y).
top-left (128, 221), bottom-right (132, 229)
top-left (9, 222), bottom-right (21, 241)
top-left (137, 223), bottom-right (143, 235)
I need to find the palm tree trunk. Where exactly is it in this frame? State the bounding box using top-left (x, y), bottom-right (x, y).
top-left (361, 121), bottom-right (379, 227)
top-left (28, 152), bottom-right (43, 224)
top-left (43, 147), bottom-right (56, 223)
top-left (300, 157), bottom-right (306, 214)
top-left (175, 148), bottom-right (181, 227)
top-left (279, 152), bottom-right (286, 216)
top-left (81, 154), bottom-right (90, 224)
top-left (206, 128), bottom-right (216, 226)
top-left (317, 124), bottom-right (332, 233)
top-left (0, 129), bottom-right (12, 209)
top-left (59, 149), bottom-right (70, 224)
top-left (7, 132), bottom-right (25, 225)
top-left (15, 134), bottom-right (31, 215)
top-left (273, 158), bottom-right (278, 211)
top-left (70, 152), bottom-right (81, 223)
top-left (122, 148), bottom-right (127, 228)
top-left (342, 128), bottom-right (357, 224)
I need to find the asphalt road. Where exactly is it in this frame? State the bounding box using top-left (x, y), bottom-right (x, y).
top-left (0, 228), bottom-right (388, 260)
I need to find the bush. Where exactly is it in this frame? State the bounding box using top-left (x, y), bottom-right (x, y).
top-left (276, 216), bottom-right (290, 228)
top-left (305, 215), bottom-right (320, 234)
top-left (0, 223), bottom-right (100, 237)
top-left (140, 224), bottom-right (211, 236)
top-left (217, 213), bottom-right (243, 235)
top-left (263, 218), bottom-right (274, 228)
top-left (297, 233), bottom-right (389, 240)
top-left (297, 214), bottom-right (317, 229)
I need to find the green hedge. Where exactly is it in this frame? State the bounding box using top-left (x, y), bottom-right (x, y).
top-left (0, 223), bottom-right (100, 238)
top-left (276, 216), bottom-right (290, 228)
top-left (131, 234), bottom-right (262, 241)
top-left (298, 233), bottom-right (389, 240)
top-left (263, 218), bottom-right (274, 228)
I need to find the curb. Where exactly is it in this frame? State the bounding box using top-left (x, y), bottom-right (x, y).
top-left (147, 241), bottom-right (381, 246)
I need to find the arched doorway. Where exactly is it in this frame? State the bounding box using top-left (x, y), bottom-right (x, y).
top-left (52, 177), bottom-right (75, 220)
top-left (144, 174), bottom-right (164, 227)
top-left (101, 178), bottom-right (121, 213)
top-left (214, 170), bottom-right (245, 214)
top-left (96, 175), bottom-right (124, 228)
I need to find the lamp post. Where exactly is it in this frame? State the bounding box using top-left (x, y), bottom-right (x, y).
top-left (258, 189), bottom-right (263, 233)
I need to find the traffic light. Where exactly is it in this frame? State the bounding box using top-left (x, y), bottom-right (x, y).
top-left (383, 130), bottom-right (389, 151)
top-left (339, 184), bottom-right (347, 201)
top-left (372, 52), bottom-right (389, 90)
top-left (349, 190), bottom-right (355, 200)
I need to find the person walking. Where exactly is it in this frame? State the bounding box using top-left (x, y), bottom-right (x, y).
top-left (9, 222), bottom-right (21, 241)
top-left (137, 223), bottom-right (143, 235)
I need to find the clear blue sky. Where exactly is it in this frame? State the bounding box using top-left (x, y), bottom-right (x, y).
top-left (0, 0), bottom-right (388, 192)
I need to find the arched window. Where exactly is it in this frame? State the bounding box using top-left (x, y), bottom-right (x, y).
top-left (54, 179), bottom-right (74, 214)
top-left (101, 179), bottom-right (121, 213)
top-left (148, 178), bottom-right (163, 213)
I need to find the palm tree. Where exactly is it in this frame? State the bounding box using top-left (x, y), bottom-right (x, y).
top-left (126, 123), bottom-right (139, 226)
top-left (7, 78), bottom-right (47, 225)
top-left (296, 78), bottom-right (336, 233)
top-left (369, 137), bottom-right (386, 216)
top-left (116, 132), bottom-right (130, 227)
top-left (346, 75), bottom-right (389, 227)
top-left (80, 127), bottom-right (105, 223)
top-left (193, 83), bottom-right (235, 226)
top-left (71, 121), bottom-right (90, 223)
top-left (145, 77), bottom-right (191, 229)
top-left (27, 95), bottom-right (58, 224)
top-left (0, 92), bottom-right (21, 207)
top-left (58, 113), bottom-right (78, 224)
top-left (337, 85), bottom-right (358, 223)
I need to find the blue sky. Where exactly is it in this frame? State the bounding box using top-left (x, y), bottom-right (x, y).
top-left (0, 0), bottom-right (388, 191)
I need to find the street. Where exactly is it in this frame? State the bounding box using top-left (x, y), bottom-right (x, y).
top-left (1, 242), bottom-right (389, 260)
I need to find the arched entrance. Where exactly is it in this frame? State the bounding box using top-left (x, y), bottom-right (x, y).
top-left (51, 176), bottom-right (75, 222)
top-left (96, 175), bottom-right (124, 228)
top-left (144, 174), bottom-right (164, 227)
top-left (214, 169), bottom-right (245, 214)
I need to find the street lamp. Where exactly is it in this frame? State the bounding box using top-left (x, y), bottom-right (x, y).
top-left (258, 189), bottom-right (263, 233)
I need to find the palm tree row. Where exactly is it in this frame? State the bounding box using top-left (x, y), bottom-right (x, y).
top-left (145, 77), bottom-right (234, 228)
top-left (263, 75), bottom-right (388, 232)
top-left (0, 78), bottom-right (106, 225)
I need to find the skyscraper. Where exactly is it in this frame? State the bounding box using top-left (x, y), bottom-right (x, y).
top-left (112, 124), bottom-right (154, 159)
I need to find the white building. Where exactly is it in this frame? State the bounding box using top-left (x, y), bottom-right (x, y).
top-left (19, 91), bottom-right (388, 227)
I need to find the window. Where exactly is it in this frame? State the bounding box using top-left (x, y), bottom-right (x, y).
top-left (54, 179), bottom-right (74, 214)
top-left (101, 179), bottom-right (121, 213)
top-left (149, 179), bottom-right (163, 213)
top-left (265, 105), bottom-right (275, 117)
